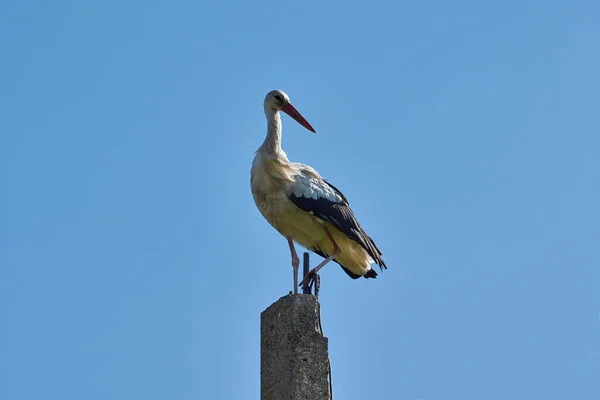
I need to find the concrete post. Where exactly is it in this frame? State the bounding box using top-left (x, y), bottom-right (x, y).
top-left (261, 294), bottom-right (330, 400)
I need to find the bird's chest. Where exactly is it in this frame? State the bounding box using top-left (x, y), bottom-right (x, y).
top-left (251, 161), bottom-right (321, 240)
top-left (251, 166), bottom-right (294, 222)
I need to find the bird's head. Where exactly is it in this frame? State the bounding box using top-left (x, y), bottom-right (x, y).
top-left (264, 90), bottom-right (316, 133)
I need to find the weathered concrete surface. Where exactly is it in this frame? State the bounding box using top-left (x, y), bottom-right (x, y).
top-left (261, 294), bottom-right (329, 400)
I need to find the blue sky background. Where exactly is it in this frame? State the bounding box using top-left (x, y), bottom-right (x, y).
top-left (1, 1), bottom-right (599, 399)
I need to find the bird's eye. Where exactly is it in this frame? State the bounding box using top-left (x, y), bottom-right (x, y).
top-left (274, 95), bottom-right (283, 102)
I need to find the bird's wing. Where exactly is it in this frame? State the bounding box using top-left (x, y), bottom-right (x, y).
top-left (286, 165), bottom-right (386, 270)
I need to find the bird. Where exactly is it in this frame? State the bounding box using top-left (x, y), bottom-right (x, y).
top-left (251, 89), bottom-right (387, 294)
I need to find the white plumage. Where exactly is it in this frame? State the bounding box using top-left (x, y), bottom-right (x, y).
top-left (251, 90), bottom-right (386, 293)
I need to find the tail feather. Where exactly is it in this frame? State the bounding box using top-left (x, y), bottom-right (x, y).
top-left (364, 268), bottom-right (378, 279)
top-left (312, 248), bottom-right (382, 280)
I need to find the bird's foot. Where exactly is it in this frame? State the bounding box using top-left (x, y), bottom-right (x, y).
top-left (299, 269), bottom-right (313, 290)
top-left (300, 269), bottom-right (320, 296)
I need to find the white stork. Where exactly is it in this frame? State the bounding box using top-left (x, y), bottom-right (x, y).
top-left (251, 90), bottom-right (387, 293)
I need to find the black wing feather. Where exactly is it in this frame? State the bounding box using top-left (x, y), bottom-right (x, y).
top-left (288, 180), bottom-right (387, 272)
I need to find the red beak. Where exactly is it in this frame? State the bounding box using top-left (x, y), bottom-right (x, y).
top-left (281, 103), bottom-right (316, 133)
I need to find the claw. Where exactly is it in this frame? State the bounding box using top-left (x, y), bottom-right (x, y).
top-left (299, 269), bottom-right (316, 290)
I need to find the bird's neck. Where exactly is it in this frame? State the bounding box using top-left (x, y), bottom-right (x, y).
top-left (261, 108), bottom-right (284, 157)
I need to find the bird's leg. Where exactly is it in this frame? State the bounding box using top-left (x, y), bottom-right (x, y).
top-left (299, 227), bottom-right (340, 288)
top-left (287, 237), bottom-right (300, 294)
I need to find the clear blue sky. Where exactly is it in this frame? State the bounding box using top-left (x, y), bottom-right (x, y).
top-left (1, 1), bottom-right (599, 399)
